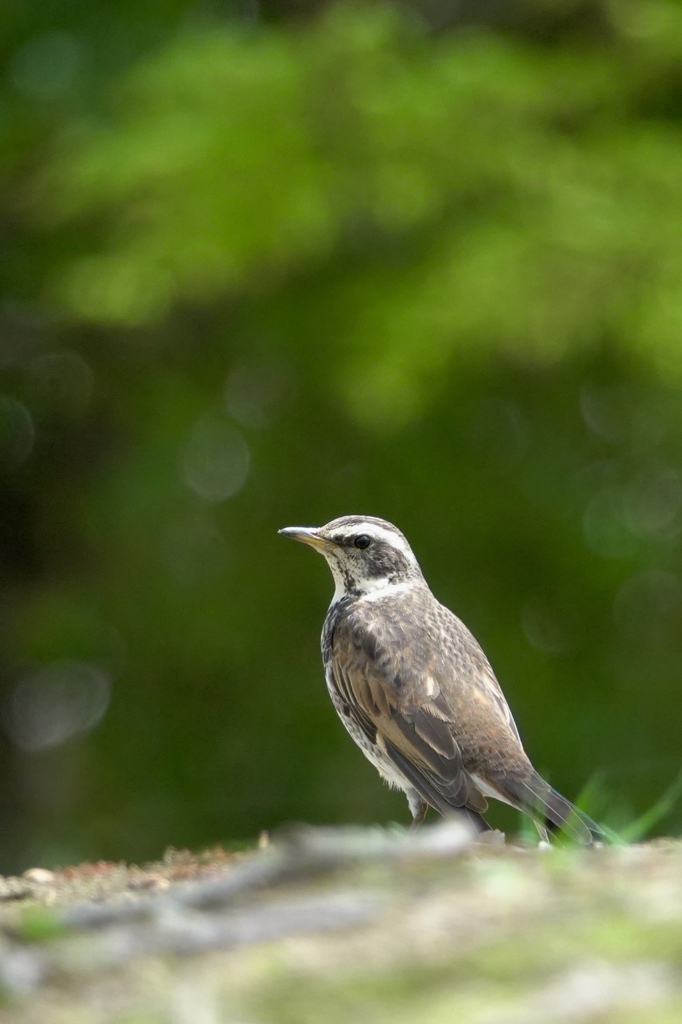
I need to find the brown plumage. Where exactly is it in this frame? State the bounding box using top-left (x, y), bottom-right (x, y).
top-left (280, 515), bottom-right (603, 843)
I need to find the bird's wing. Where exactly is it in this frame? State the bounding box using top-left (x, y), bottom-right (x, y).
top-left (330, 606), bottom-right (489, 816)
top-left (332, 597), bottom-right (602, 843)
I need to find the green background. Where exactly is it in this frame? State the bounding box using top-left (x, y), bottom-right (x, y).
top-left (1, 0), bottom-right (682, 871)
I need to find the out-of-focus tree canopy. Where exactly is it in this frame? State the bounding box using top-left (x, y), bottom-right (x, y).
top-left (1, 0), bottom-right (682, 870)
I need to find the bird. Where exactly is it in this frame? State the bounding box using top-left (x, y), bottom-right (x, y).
top-left (279, 515), bottom-right (603, 843)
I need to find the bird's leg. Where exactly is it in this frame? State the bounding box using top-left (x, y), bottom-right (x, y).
top-left (407, 792), bottom-right (429, 829)
top-left (534, 820), bottom-right (550, 844)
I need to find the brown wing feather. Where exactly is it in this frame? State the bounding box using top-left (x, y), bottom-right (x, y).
top-left (330, 600), bottom-right (502, 818)
top-left (328, 587), bottom-right (604, 843)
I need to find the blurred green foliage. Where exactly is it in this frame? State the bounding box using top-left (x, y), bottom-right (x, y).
top-left (1, 0), bottom-right (682, 870)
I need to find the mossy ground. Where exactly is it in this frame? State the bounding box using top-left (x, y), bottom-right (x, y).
top-left (1, 830), bottom-right (682, 1024)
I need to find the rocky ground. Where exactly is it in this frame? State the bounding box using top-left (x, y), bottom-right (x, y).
top-left (1, 823), bottom-right (681, 1024)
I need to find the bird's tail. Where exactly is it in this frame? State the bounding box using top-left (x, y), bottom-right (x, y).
top-left (512, 772), bottom-right (605, 844)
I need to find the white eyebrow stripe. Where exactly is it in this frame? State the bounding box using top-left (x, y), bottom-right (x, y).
top-left (351, 525), bottom-right (413, 558)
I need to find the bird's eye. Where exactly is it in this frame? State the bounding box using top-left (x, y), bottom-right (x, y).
top-left (353, 534), bottom-right (371, 549)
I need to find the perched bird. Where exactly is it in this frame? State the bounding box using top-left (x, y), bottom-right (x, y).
top-left (280, 515), bottom-right (603, 843)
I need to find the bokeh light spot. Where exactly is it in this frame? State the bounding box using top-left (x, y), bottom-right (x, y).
top-left (583, 488), bottom-right (637, 559)
top-left (0, 395), bottom-right (35, 470)
top-left (624, 468), bottom-right (682, 541)
top-left (580, 383), bottom-right (632, 443)
top-left (164, 512), bottom-right (229, 582)
top-left (468, 398), bottom-right (531, 471)
top-left (613, 570), bottom-right (682, 644)
top-left (8, 32), bottom-right (82, 103)
top-left (521, 602), bottom-right (577, 657)
top-left (28, 350), bottom-right (94, 420)
top-left (4, 661), bottom-right (111, 753)
top-left (181, 413), bottom-right (250, 503)
top-left (224, 355), bottom-right (295, 429)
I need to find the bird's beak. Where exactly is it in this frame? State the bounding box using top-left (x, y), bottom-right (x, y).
top-left (278, 526), bottom-right (331, 552)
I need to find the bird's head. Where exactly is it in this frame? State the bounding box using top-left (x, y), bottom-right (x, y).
top-left (279, 515), bottom-right (425, 602)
